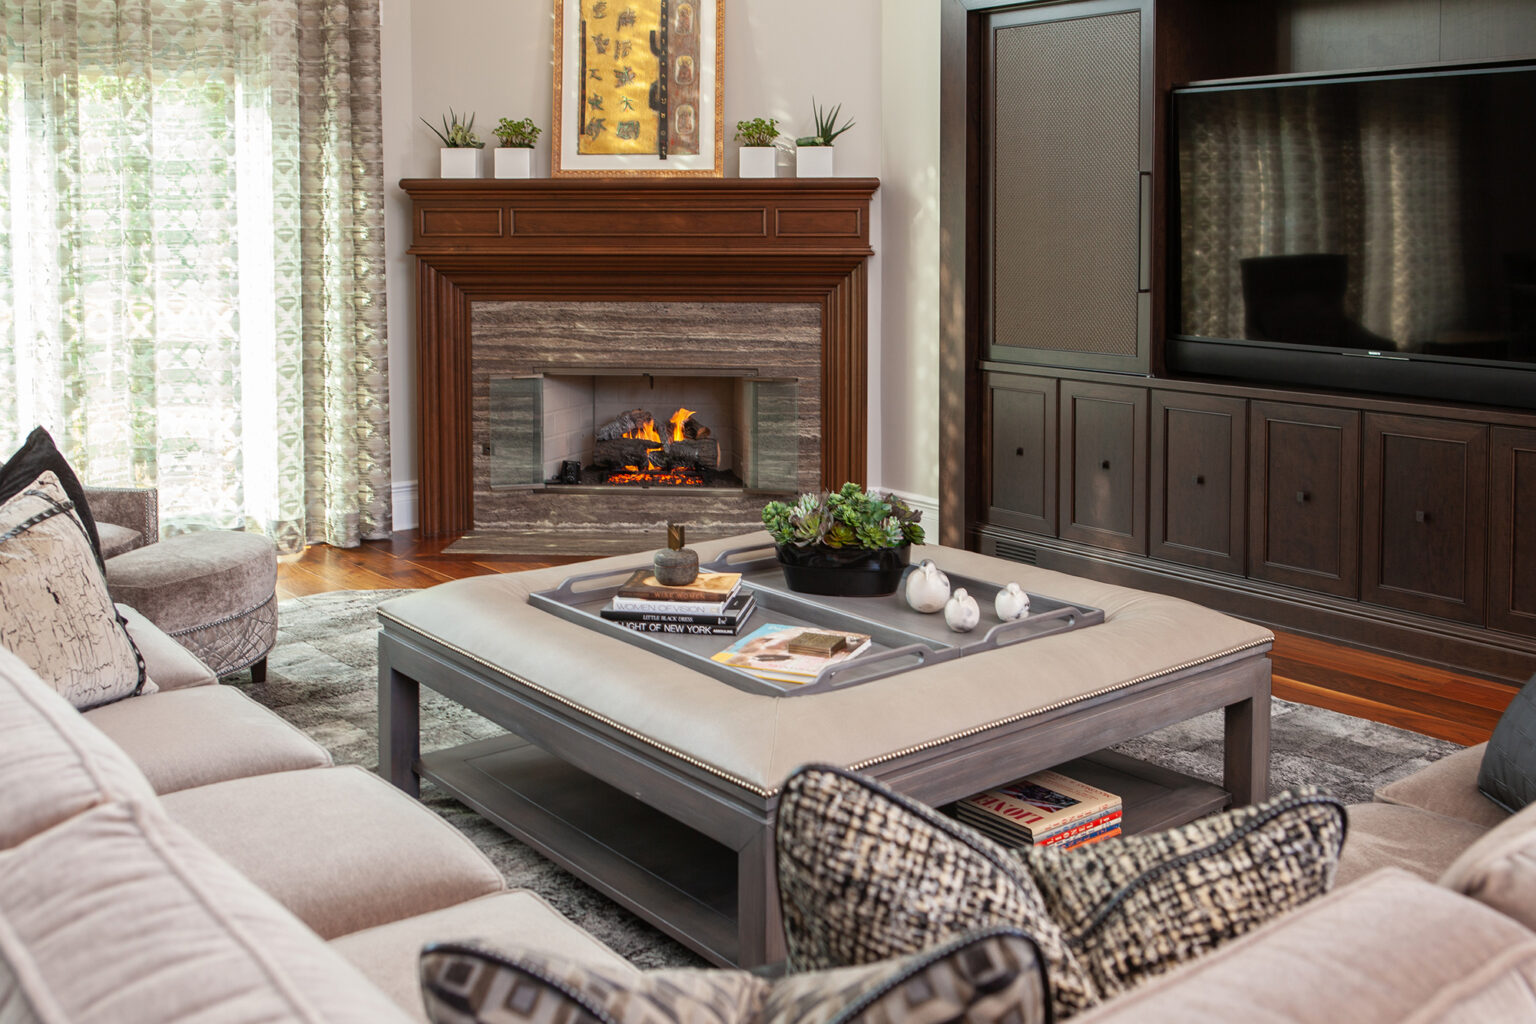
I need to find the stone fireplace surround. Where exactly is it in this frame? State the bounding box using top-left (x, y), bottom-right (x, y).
top-left (404, 178), bottom-right (880, 541)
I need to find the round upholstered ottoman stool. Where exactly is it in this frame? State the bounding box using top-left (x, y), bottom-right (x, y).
top-left (104, 531), bottom-right (278, 680)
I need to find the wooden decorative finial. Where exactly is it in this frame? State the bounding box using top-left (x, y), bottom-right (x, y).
top-left (667, 522), bottom-right (686, 550)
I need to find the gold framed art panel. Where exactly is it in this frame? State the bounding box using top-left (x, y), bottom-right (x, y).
top-left (552, 0), bottom-right (724, 177)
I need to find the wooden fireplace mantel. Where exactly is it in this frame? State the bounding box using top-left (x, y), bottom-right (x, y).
top-left (403, 177), bottom-right (880, 538)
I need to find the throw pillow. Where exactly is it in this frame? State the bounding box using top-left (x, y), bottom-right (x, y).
top-left (1477, 673), bottom-right (1536, 813)
top-left (0, 472), bottom-right (147, 708)
top-left (1019, 787), bottom-right (1347, 1003)
top-left (775, 765), bottom-right (1347, 1021)
top-left (418, 927), bottom-right (1049, 1024)
top-left (0, 426), bottom-right (104, 569)
top-left (775, 764), bottom-right (1095, 1017)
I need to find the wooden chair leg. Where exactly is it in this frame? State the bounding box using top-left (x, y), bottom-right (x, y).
top-left (249, 656), bottom-right (268, 683)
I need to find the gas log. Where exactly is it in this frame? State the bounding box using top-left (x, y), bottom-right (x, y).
top-left (592, 438), bottom-right (663, 469)
top-left (655, 438), bottom-right (719, 471)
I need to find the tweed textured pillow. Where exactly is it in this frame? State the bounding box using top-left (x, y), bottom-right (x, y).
top-left (1019, 787), bottom-right (1347, 1003)
top-left (0, 472), bottom-right (147, 708)
top-left (418, 927), bottom-right (1049, 1024)
top-left (775, 766), bottom-right (1347, 1021)
top-left (775, 764), bottom-right (1095, 1016)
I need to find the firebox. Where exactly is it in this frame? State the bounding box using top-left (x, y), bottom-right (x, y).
top-left (487, 371), bottom-right (800, 493)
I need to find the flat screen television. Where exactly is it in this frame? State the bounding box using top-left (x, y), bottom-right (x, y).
top-left (1168, 63), bottom-right (1536, 410)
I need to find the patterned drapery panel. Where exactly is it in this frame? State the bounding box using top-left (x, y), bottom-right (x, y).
top-left (0, 0), bottom-right (389, 552)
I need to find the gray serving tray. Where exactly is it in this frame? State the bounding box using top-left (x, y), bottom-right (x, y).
top-left (528, 543), bottom-right (1105, 697)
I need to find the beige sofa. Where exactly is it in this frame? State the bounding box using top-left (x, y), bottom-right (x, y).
top-left (0, 614), bottom-right (640, 1023)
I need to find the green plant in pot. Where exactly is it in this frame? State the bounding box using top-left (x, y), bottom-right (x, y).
top-left (492, 116), bottom-right (541, 178)
top-left (735, 117), bottom-right (781, 178)
top-left (762, 483), bottom-right (924, 596)
top-left (423, 108), bottom-right (484, 178)
top-left (794, 99), bottom-right (853, 178)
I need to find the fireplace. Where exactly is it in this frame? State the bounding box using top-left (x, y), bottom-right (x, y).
top-left (403, 177), bottom-right (879, 542)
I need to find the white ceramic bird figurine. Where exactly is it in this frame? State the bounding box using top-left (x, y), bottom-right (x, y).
top-left (994, 582), bottom-right (1030, 622)
top-left (944, 587), bottom-right (980, 633)
top-left (904, 558), bottom-right (951, 613)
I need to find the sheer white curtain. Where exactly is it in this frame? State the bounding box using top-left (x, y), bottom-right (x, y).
top-left (0, 0), bottom-right (390, 552)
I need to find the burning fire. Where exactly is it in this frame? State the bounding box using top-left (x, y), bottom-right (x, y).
top-left (618, 407), bottom-right (697, 475)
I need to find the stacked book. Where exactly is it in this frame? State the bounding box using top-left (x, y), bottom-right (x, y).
top-left (598, 569), bottom-right (755, 636)
top-left (710, 623), bottom-right (872, 683)
top-left (955, 769), bottom-right (1122, 850)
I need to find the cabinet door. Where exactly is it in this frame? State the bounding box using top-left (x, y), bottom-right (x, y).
top-left (1490, 427), bottom-right (1536, 638)
top-left (1249, 402), bottom-right (1360, 597)
top-left (985, 373), bottom-right (1058, 535)
top-left (984, 0), bottom-right (1153, 373)
top-left (1151, 392), bottom-right (1246, 573)
top-left (1059, 381), bottom-right (1147, 553)
top-left (1361, 415), bottom-right (1488, 624)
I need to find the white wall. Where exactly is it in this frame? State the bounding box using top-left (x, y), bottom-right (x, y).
top-left (380, 0), bottom-right (940, 532)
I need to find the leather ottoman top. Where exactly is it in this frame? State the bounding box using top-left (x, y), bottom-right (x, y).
top-left (379, 534), bottom-right (1273, 795)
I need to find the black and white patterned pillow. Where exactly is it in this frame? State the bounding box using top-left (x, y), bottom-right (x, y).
top-left (419, 927), bottom-right (1049, 1024)
top-left (0, 472), bottom-right (148, 708)
top-left (774, 765), bottom-right (1346, 1020)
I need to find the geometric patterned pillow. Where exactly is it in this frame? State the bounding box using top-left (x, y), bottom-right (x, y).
top-left (775, 765), bottom-right (1347, 1020)
top-left (1019, 787), bottom-right (1347, 1004)
top-left (418, 926), bottom-right (1050, 1024)
top-left (775, 764), bottom-right (1095, 1016)
top-left (0, 472), bottom-right (147, 709)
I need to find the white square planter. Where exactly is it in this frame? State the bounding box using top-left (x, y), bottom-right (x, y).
top-left (738, 147), bottom-right (777, 178)
top-left (796, 146), bottom-right (835, 178)
top-left (440, 147), bottom-right (481, 178)
top-left (494, 147), bottom-right (533, 179)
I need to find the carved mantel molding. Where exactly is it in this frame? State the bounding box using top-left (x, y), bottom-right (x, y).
top-left (403, 177), bottom-right (880, 538)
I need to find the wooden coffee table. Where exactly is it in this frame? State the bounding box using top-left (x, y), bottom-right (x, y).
top-left (378, 535), bottom-right (1272, 968)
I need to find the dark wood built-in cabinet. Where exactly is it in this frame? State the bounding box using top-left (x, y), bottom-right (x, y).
top-left (1361, 415), bottom-right (1487, 625)
top-left (1249, 403), bottom-right (1360, 600)
top-left (1150, 392), bottom-right (1245, 575)
top-left (1059, 382), bottom-right (1147, 554)
top-left (985, 373), bottom-right (1057, 536)
top-left (944, 0), bottom-right (1536, 684)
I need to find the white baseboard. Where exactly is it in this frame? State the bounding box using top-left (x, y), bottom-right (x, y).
top-left (392, 480), bottom-right (419, 532)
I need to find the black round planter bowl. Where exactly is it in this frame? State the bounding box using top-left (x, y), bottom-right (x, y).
top-left (774, 543), bottom-right (912, 597)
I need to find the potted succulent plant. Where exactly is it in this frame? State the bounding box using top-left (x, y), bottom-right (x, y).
top-left (762, 483), bottom-right (925, 596)
top-left (423, 108), bottom-right (484, 178)
top-left (734, 117), bottom-right (780, 178)
top-left (794, 99), bottom-right (854, 178)
top-left (492, 116), bottom-right (541, 178)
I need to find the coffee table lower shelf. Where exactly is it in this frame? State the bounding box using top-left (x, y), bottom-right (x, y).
top-left (416, 734), bottom-right (1230, 966)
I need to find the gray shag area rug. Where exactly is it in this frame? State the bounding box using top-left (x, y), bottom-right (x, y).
top-left (238, 589), bottom-right (1461, 969)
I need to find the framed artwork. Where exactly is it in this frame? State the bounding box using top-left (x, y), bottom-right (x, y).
top-left (552, 0), bottom-right (724, 177)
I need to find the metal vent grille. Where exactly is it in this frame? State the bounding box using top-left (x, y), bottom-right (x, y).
top-left (994, 538), bottom-right (1039, 565)
top-left (991, 11), bottom-right (1141, 356)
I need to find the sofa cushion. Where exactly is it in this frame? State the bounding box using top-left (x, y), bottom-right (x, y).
top-left (332, 891), bottom-right (639, 1022)
top-left (1335, 802), bottom-right (1491, 886)
top-left (83, 682), bottom-right (330, 793)
top-left (0, 645), bottom-right (158, 850)
top-left (0, 471), bottom-right (149, 708)
top-left (1070, 869), bottom-right (1536, 1024)
top-left (1374, 742), bottom-right (1508, 829)
top-left (0, 426), bottom-right (103, 568)
top-left (0, 800), bottom-right (415, 1024)
top-left (775, 764), bottom-right (1093, 1017)
top-left (118, 603), bottom-right (218, 691)
top-left (162, 764), bottom-right (506, 939)
top-left (97, 521), bottom-right (142, 559)
top-left (1439, 797), bottom-right (1536, 933)
top-left (1478, 674), bottom-right (1536, 813)
top-left (1401, 947), bottom-right (1536, 1023)
top-left (418, 927), bottom-right (1049, 1024)
top-left (1020, 788), bottom-right (1346, 1006)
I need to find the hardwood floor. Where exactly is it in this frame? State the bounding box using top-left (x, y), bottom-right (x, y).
top-left (278, 532), bottom-right (1515, 746)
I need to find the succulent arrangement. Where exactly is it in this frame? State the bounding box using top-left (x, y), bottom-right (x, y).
top-left (763, 483), bottom-right (924, 551)
top-left (493, 116), bottom-right (542, 148)
top-left (422, 108), bottom-right (483, 148)
top-left (794, 99), bottom-right (854, 147)
top-left (734, 117), bottom-right (781, 147)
